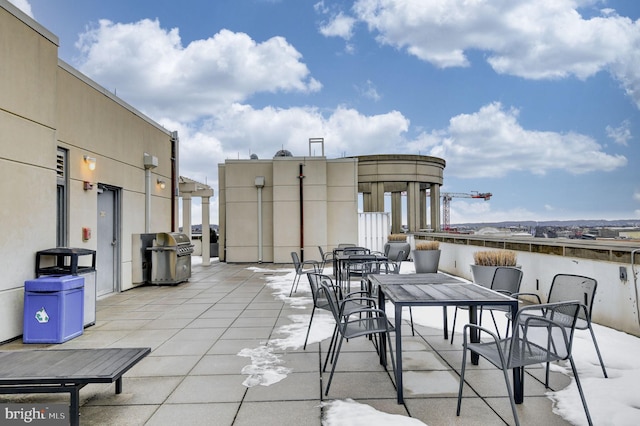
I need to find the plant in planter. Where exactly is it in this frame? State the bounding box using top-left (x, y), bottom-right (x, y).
top-left (470, 250), bottom-right (517, 287)
top-left (413, 241), bottom-right (440, 273)
top-left (384, 234), bottom-right (410, 261)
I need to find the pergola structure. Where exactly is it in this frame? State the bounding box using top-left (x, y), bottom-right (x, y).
top-left (355, 154), bottom-right (446, 233)
top-left (179, 176), bottom-right (214, 265)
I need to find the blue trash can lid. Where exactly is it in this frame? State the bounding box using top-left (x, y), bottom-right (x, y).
top-left (25, 275), bottom-right (84, 291)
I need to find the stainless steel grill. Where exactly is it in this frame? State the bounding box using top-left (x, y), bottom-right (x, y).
top-left (148, 232), bottom-right (193, 285)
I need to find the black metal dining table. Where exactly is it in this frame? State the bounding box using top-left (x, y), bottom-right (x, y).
top-left (370, 273), bottom-right (520, 404)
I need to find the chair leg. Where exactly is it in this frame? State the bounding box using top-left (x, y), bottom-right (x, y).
top-left (588, 323), bottom-right (608, 378)
top-left (450, 307), bottom-right (459, 344)
top-left (456, 341), bottom-right (468, 415)
top-left (385, 330), bottom-right (396, 381)
top-left (303, 306), bottom-right (316, 350)
top-left (293, 273), bottom-right (302, 294)
top-left (289, 273), bottom-right (300, 297)
top-left (325, 334), bottom-right (345, 395)
top-left (409, 307), bottom-right (415, 336)
top-left (323, 325), bottom-right (338, 372)
top-left (568, 356), bottom-right (594, 426)
top-left (501, 365), bottom-right (521, 426)
top-left (489, 311), bottom-right (502, 339)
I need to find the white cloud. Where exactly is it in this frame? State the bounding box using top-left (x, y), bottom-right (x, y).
top-left (319, 12), bottom-right (357, 39)
top-left (606, 120), bottom-right (632, 146)
top-left (410, 102), bottom-right (627, 178)
top-left (350, 0), bottom-right (640, 108)
top-left (634, 191), bottom-right (640, 202)
top-left (191, 103), bottom-right (409, 162)
top-left (356, 80), bottom-right (381, 101)
top-left (75, 19), bottom-right (321, 121)
top-left (7, 0), bottom-right (33, 18)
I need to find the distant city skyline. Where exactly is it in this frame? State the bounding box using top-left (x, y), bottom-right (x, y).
top-left (11, 0), bottom-right (640, 224)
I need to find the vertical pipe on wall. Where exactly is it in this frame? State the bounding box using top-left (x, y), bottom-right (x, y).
top-left (170, 131), bottom-right (179, 232)
top-left (145, 167), bottom-right (151, 233)
top-left (257, 187), bottom-right (263, 263)
top-left (298, 163), bottom-right (305, 261)
top-left (255, 176), bottom-right (265, 263)
top-left (143, 153), bottom-right (157, 233)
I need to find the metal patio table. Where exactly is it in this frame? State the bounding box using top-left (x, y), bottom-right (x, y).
top-left (370, 273), bottom-right (520, 404)
top-left (334, 251), bottom-right (386, 290)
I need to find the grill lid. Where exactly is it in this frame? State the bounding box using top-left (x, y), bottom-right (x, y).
top-left (154, 232), bottom-right (191, 247)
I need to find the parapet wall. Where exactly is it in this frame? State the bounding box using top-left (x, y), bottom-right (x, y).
top-left (413, 232), bottom-right (640, 336)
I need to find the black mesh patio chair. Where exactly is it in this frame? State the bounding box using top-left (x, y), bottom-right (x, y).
top-left (457, 301), bottom-right (593, 426)
top-left (511, 273), bottom-right (607, 386)
top-left (303, 273), bottom-right (372, 350)
top-left (317, 246), bottom-right (334, 272)
top-left (451, 267), bottom-right (523, 344)
top-left (289, 251), bottom-right (320, 296)
top-left (319, 278), bottom-right (396, 396)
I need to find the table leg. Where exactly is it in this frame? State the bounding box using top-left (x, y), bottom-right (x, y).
top-left (70, 387), bottom-right (80, 426)
top-left (513, 367), bottom-right (523, 404)
top-left (442, 306), bottom-right (448, 339)
top-left (395, 303), bottom-right (404, 404)
top-left (469, 306), bottom-right (479, 365)
top-left (509, 301), bottom-right (523, 404)
top-left (378, 289), bottom-right (387, 366)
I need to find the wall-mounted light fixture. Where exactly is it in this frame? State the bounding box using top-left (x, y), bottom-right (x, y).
top-left (157, 178), bottom-right (166, 190)
top-left (83, 155), bottom-right (96, 171)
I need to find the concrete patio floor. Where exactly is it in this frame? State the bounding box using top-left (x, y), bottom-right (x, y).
top-left (0, 260), bottom-right (575, 425)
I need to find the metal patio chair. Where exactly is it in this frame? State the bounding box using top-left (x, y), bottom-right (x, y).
top-left (289, 251), bottom-right (320, 296)
top-left (319, 278), bottom-right (396, 396)
top-left (303, 273), bottom-right (372, 350)
top-left (317, 246), bottom-right (334, 272)
top-left (457, 301), bottom-right (593, 426)
top-left (451, 266), bottom-right (523, 344)
top-left (512, 273), bottom-right (607, 386)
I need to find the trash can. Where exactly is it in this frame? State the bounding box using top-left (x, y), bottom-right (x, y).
top-left (35, 248), bottom-right (97, 327)
top-left (23, 275), bottom-right (84, 343)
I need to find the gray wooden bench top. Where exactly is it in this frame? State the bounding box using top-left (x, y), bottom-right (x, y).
top-left (0, 347), bottom-right (151, 425)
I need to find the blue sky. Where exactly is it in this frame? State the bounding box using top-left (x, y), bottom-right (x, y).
top-left (10, 0), bottom-right (640, 225)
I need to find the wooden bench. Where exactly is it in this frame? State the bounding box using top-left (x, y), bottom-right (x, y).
top-left (0, 347), bottom-right (151, 426)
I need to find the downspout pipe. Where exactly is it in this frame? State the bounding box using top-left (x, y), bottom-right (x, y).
top-left (298, 163), bottom-right (305, 261)
top-left (143, 153), bottom-right (158, 233)
top-left (170, 131), bottom-right (179, 232)
top-left (255, 176), bottom-right (265, 263)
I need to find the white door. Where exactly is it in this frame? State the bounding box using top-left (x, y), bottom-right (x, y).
top-left (97, 185), bottom-right (120, 296)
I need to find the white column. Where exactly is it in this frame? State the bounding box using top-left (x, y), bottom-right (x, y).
top-left (201, 196), bottom-right (210, 266)
top-left (430, 184), bottom-right (441, 232)
top-left (183, 193), bottom-right (192, 239)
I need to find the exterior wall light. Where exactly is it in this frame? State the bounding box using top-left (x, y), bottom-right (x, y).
top-left (83, 155), bottom-right (96, 171)
top-left (157, 178), bottom-right (166, 189)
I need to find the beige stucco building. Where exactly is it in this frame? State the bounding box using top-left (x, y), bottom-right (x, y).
top-left (218, 152), bottom-right (446, 264)
top-left (1, 1), bottom-right (176, 342)
top-left (219, 156), bottom-right (360, 263)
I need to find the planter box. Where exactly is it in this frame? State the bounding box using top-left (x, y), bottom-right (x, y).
top-left (413, 250), bottom-right (440, 273)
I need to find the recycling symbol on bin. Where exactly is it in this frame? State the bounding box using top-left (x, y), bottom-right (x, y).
top-left (35, 307), bottom-right (49, 324)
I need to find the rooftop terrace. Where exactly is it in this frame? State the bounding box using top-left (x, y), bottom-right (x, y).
top-left (0, 258), bottom-right (636, 425)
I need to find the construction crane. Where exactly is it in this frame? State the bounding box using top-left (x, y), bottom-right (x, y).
top-left (442, 191), bottom-right (492, 231)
